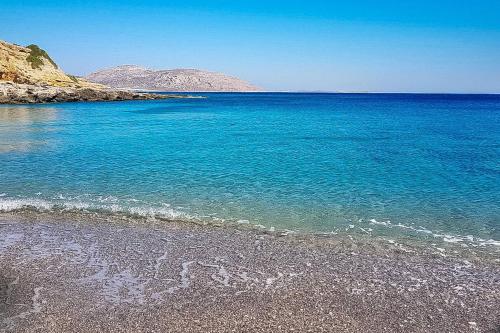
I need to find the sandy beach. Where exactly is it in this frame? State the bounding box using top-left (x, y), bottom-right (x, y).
top-left (1, 212), bottom-right (498, 333)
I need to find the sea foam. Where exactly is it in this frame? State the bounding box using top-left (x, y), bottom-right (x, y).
top-left (0, 196), bottom-right (196, 222)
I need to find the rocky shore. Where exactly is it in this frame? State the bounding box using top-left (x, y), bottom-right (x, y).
top-left (0, 82), bottom-right (184, 104)
top-left (1, 212), bottom-right (499, 332)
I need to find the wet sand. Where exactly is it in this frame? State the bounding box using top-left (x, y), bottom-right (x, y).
top-left (1, 212), bottom-right (499, 332)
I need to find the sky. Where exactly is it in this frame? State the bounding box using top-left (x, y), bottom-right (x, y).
top-left (1, 0), bottom-right (500, 93)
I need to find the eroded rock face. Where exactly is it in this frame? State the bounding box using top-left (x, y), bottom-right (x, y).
top-left (0, 40), bottom-right (100, 89)
top-left (86, 65), bottom-right (261, 92)
top-left (0, 40), bottom-right (189, 104)
top-left (0, 82), bottom-right (178, 104)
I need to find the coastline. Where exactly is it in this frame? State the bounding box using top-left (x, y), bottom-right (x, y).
top-left (1, 211), bottom-right (499, 332)
top-left (0, 82), bottom-right (190, 104)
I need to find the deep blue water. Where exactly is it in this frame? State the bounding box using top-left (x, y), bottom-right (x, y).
top-left (1, 93), bottom-right (499, 247)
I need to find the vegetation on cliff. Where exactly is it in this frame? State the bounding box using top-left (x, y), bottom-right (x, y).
top-left (26, 44), bottom-right (58, 69)
top-left (67, 74), bottom-right (79, 83)
top-left (1, 39), bottom-right (104, 88)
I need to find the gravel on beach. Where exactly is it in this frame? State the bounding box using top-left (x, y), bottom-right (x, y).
top-left (1, 212), bottom-right (499, 332)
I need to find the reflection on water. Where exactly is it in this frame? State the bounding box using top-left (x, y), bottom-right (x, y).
top-left (0, 106), bottom-right (59, 153)
top-left (0, 106), bottom-right (58, 123)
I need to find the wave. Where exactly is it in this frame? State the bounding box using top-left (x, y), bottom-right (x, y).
top-left (367, 218), bottom-right (500, 248)
top-left (0, 196), bottom-right (196, 222)
top-left (1, 196), bottom-right (498, 249)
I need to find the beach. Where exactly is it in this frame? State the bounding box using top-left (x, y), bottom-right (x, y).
top-left (1, 212), bottom-right (499, 332)
top-left (2, 1), bottom-right (499, 331)
top-left (1, 93), bottom-right (499, 332)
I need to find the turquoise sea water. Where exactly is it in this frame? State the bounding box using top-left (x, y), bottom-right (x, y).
top-left (0, 93), bottom-right (499, 247)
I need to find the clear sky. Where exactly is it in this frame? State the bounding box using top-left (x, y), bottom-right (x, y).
top-left (1, 0), bottom-right (500, 93)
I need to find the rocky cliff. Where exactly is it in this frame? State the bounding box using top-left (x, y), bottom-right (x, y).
top-left (0, 40), bottom-right (100, 89)
top-left (86, 65), bottom-right (261, 92)
top-left (0, 40), bottom-right (183, 103)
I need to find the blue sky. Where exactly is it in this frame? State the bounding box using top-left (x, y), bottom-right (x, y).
top-left (1, 0), bottom-right (500, 92)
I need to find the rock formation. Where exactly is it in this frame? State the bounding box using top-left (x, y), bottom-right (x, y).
top-left (0, 40), bottom-right (181, 103)
top-left (86, 65), bottom-right (261, 92)
top-left (0, 81), bottom-right (181, 104)
top-left (0, 40), bottom-right (99, 88)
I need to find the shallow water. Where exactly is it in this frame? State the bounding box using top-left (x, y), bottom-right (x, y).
top-left (0, 93), bottom-right (499, 248)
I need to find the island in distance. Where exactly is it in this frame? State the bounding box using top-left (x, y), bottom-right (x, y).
top-left (85, 65), bottom-right (261, 92)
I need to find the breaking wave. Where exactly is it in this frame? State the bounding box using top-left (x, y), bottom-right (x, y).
top-left (0, 196), bottom-right (197, 222)
top-left (1, 195), bottom-right (498, 250)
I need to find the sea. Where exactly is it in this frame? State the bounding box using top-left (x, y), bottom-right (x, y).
top-left (1, 93), bottom-right (499, 251)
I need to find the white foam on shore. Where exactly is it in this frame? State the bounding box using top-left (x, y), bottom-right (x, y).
top-left (367, 219), bottom-right (499, 248)
top-left (1, 287), bottom-right (44, 329)
top-left (0, 196), bottom-right (196, 222)
top-left (369, 219), bottom-right (391, 226)
top-left (0, 198), bottom-right (54, 211)
top-left (153, 251), bottom-right (169, 279)
top-left (197, 261), bottom-right (232, 287)
top-left (103, 269), bottom-right (147, 305)
top-left (1, 196), bottom-right (498, 250)
top-left (167, 261), bottom-right (195, 294)
top-left (478, 239), bottom-right (500, 247)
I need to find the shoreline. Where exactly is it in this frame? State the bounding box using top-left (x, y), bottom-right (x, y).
top-left (0, 203), bottom-right (498, 260)
top-left (0, 81), bottom-right (192, 104)
top-left (1, 212), bottom-right (499, 332)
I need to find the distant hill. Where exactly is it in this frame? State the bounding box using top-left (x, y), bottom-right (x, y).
top-left (85, 65), bottom-right (261, 92)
